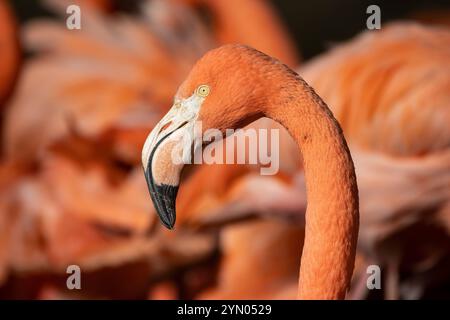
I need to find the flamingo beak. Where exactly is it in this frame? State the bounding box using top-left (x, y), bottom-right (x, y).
top-left (142, 100), bottom-right (201, 229)
top-left (142, 131), bottom-right (180, 230)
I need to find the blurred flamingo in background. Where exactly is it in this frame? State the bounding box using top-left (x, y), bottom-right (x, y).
top-left (4, 0), bottom-right (298, 164)
top-left (0, 0), bottom-right (301, 298)
top-left (4, 0), bottom-right (212, 164)
top-left (196, 219), bottom-right (303, 299)
top-left (0, 0), bottom-right (211, 297)
top-left (177, 0), bottom-right (299, 67)
top-left (301, 23), bottom-right (450, 299)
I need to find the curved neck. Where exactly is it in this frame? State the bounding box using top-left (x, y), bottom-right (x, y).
top-left (264, 77), bottom-right (359, 299)
top-left (205, 0), bottom-right (299, 67)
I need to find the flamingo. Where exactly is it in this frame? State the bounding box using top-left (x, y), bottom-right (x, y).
top-left (142, 44), bottom-right (360, 299)
top-left (175, 23), bottom-right (450, 299)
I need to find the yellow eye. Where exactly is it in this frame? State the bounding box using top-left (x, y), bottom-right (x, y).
top-left (196, 84), bottom-right (210, 97)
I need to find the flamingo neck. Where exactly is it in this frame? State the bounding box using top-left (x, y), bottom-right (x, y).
top-left (264, 76), bottom-right (359, 299)
top-left (205, 0), bottom-right (299, 67)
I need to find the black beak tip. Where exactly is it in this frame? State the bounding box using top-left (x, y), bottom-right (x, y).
top-left (162, 220), bottom-right (175, 230)
top-left (144, 167), bottom-right (179, 231)
top-left (158, 203), bottom-right (176, 230)
top-left (153, 183), bottom-right (178, 230)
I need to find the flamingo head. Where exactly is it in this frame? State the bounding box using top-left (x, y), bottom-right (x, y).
top-left (142, 44), bottom-right (283, 229)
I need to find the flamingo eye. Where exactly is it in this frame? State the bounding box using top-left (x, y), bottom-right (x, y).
top-left (196, 85), bottom-right (210, 97)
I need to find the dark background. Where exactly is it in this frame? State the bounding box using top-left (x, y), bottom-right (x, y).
top-left (9, 0), bottom-right (450, 59)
